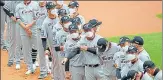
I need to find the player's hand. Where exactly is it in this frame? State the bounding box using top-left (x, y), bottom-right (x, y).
top-left (60, 46), bottom-right (64, 51)
top-left (80, 45), bottom-right (88, 51)
top-left (11, 16), bottom-right (17, 22)
top-left (25, 24), bottom-right (32, 30)
top-left (25, 29), bottom-right (32, 38)
top-left (61, 58), bottom-right (68, 65)
top-left (114, 64), bottom-right (118, 68)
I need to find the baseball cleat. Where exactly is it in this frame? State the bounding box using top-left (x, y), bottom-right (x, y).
top-left (25, 70), bottom-right (32, 75)
top-left (7, 62), bottom-right (13, 67)
top-left (16, 64), bottom-right (20, 70)
top-left (38, 73), bottom-right (48, 79)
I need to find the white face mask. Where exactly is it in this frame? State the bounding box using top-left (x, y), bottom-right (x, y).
top-left (64, 22), bottom-right (72, 29)
top-left (85, 31), bottom-right (94, 38)
top-left (51, 9), bottom-right (58, 16)
top-left (122, 45), bottom-right (129, 53)
top-left (126, 54), bottom-right (136, 61)
top-left (71, 33), bottom-right (79, 39)
top-left (78, 25), bottom-right (82, 30)
top-left (69, 8), bottom-right (76, 16)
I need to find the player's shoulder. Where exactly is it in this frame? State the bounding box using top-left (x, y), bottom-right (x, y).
top-left (16, 2), bottom-right (23, 7)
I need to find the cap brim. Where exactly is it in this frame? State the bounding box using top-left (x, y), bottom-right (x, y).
top-left (96, 22), bottom-right (102, 25)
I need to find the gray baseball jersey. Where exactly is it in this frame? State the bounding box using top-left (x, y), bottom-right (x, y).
top-left (78, 34), bottom-right (102, 65)
top-left (35, 6), bottom-right (47, 30)
top-left (15, 1), bottom-right (39, 36)
top-left (100, 42), bottom-right (119, 77)
top-left (121, 59), bottom-right (144, 77)
top-left (154, 70), bottom-right (162, 80)
top-left (138, 49), bottom-right (151, 62)
top-left (113, 51), bottom-right (130, 69)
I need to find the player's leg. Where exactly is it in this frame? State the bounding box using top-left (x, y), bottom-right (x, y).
top-left (65, 60), bottom-right (71, 80)
top-left (33, 30), bottom-right (48, 79)
top-left (85, 66), bottom-right (96, 80)
top-left (7, 22), bottom-right (16, 67)
top-left (15, 23), bottom-right (21, 70)
top-left (70, 66), bottom-right (85, 80)
top-left (21, 35), bottom-right (34, 74)
top-left (95, 66), bottom-right (108, 80)
top-left (51, 48), bottom-right (65, 80)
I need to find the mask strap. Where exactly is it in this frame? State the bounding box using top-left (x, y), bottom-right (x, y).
top-left (153, 68), bottom-right (160, 76)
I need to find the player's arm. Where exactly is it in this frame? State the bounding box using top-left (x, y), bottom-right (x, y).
top-left (80, 45), bottom-right (97, 54)
top-left (0, 1), bottom-right (5, 6)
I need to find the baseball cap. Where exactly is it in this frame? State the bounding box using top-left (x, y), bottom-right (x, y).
top-left (61, 16), bottom-right (71, 23)
top-left (118, 36), bottom-right (130, 45)
top-left (127, 70), bottom-right (138, 80)
top-left (131, 36), bottom-right (144, 45)
top-left (143, 61), bottom-right (155, 73)
top-left (68, 1), bottom-right (79, 7)
top-left (68, 23), bottom-right (79, 31)
top-left (46, 2), bottom-right (55, 9)
top-left (71, 17), bottom-right (82, 24)
top-left (89, 19), bottom-right (102, 27)
top-left (58, 9), bottom-right (67, 16)
top-left (83, 23), bottom-right (93, 30)
top-left (97, 38), bottom-right (108, 52)
top-left (127, 45), bottom-right (138, 53)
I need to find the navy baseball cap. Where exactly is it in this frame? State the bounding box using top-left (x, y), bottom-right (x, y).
top-left (46, 2), bottom-right (55, 9)
top-left (97, 38), bottom-right (108, 52)
top-left (127, 45), bottom-right (138, 53)
top-left (143, 61), bottom-right (155, 73)
top-left (119, 36), bottom-right (130, 45)
top-left (89, 19), bottom-right (102, 27)
top-left (71, 17), bottom-right (82, 24)
top-left (131, 36), bottom-right (144, 45)
top-left (83, 23), bottom-right (93, 30)
top-left (58, 9), bottom-right (67, 16)
top-left (68, 1), bottom-right (79, 7)
top-left (61, 16), bottom-right (71, 23)
top-left (68, 23), bottom-right (79, 31)
top-left (127, 70), bottom-right (138, 80)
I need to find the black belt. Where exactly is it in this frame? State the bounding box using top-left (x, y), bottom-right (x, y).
top-left (85, 64), bottom-right (99, 67)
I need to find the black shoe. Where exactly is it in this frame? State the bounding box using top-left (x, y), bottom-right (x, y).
top-left (7, 62), bottom-right (13, 67)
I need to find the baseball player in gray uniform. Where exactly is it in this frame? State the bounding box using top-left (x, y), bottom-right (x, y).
top-left (41, 2), bottom-right (65, 80)
top-left (97, 38), bottom-right (120, 80)
top-left (62, 24), bottom-right (85, 80)
top-left (58, 9), bottom-right (68, 20)
top-left (132, 36), bottom-right (151, 62)
top-left (121, 45), bottom-right (144, 77)
top-left (79, 23), bottom-right (106, 80)
top-left (121, 70), bottom-right (153, 80)
top-left (68, 1), bottom-right (85, 25)
top-left (143, 60), bottom-right (162, 80)
top-left (113, 36), bottom-right (130, 79)
top-left (1, 1), bottom-right (5, 49)
top-left (15, 0), bottom-right (44, 75)
top-left (3, 1), bottom-right (21, 69)
top-left (54, 16), bottom-right (72, 79)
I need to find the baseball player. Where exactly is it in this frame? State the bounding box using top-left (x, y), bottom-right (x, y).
top-left (131, 36), bottom-right (151, 62)
top-left (41, 2), bottom-right (65, 80)
top-left (55, 1), bottom-right (70, 14)
top-left (78, 23), bottom-right (106, 80)
top-left (89, 19), bottom-right (102, 32)
top-left (15, 0), bottom-right (44, 75)
top-left (54, 16), bottom-right (72, 79)
top-left (61, 24), bottom-right (85, 80)
top-left (3, 1), bottom-right (21, 70)
top-left (143, 61), bottom-right (162, 80)
top-left (71, 17), bottom-right (83, 33)
top-left (113, 36), bottom-right (130, 79)
top-left (68, 1), bottom-right (85, 25)
top-left (97, 38), bottom-right (120, 80)
top-left (121, 45), bottom-right (144, 77)
top-left (121, 70), bottom-right (153, 80)
top-left (1, 1), bottom-right (5, 49)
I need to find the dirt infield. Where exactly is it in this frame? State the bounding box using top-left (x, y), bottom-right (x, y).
top-left (1, 1), bottom-right (162, 80)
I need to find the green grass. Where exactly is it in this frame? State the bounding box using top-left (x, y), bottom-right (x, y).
top-left (106, 32), bottom-right (162, 68)
top-left (156, 13), bottom-right (162, 19)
